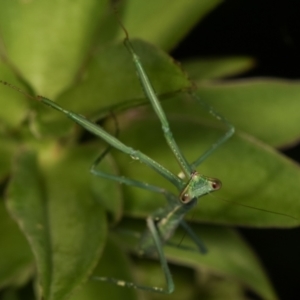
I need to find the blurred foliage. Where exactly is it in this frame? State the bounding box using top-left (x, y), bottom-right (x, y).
top-left (0, 1), bottom-right (299, 300)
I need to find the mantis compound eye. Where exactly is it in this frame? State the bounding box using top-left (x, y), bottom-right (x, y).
top-left (210, 179), bottom-right (222, 191)
top-left (180, 193), bottom-right (190, 203)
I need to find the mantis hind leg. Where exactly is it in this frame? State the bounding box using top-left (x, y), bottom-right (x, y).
top-left (92, 217), bottom-right (174, 294)
top-left (164, 220), bottom-right (207, 254)
top-left (179, 220), bottom-right (207, 254)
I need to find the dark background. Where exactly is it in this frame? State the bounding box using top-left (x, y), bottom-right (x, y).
top-left (172, 1), bottom-right (300, 300)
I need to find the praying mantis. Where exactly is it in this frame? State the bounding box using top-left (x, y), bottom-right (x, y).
top-left (1, 2), bottom-right (299, 300)
top-left (0, 18), bottom-right (234, 294)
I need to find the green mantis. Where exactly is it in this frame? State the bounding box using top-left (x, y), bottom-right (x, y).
top-left (0, 18), bottom-right (235, 294)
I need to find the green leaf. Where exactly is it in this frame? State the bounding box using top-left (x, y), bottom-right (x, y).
top-left (112, 105), bottom-right (300, 227)
top-left (0, 63), bottom-right (29, 129)
top-left (70, 237), bottom-right (138, 300)
top-left (0, 0), bottom-right (112, 97)
top-left (91, 153), bottom-right (123, 224)
top-left (194, 276), bottom-right (249, 300)
top-left (37, 39), bottom-right (191, 137)
top-left (0, 135), bottom-right (17, 181)
top-left (131, 261), bottom-right (199, 300)
top-left (6, 146), bottom-right (108, 300)
top-left (120, 0), bottom-right (223, 50)
top-left (0, 201), bottom-right (33, 288)
top-left (183, 57), bottom-right (255, 80)
top-left (119, 219), bottom-right (278, 300)
top-left (170, 226), bottom-right (278, 300)
top-left (1, 289), bottom-right (20, 300)
top-left (6, 150), bottom-right (52, 298)
top-left (129, 259), bottom-right (248, 300)
top-left (196, 79), bottom-right (300, 147)
top-left (60, 39), bottom-right (191, 112)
